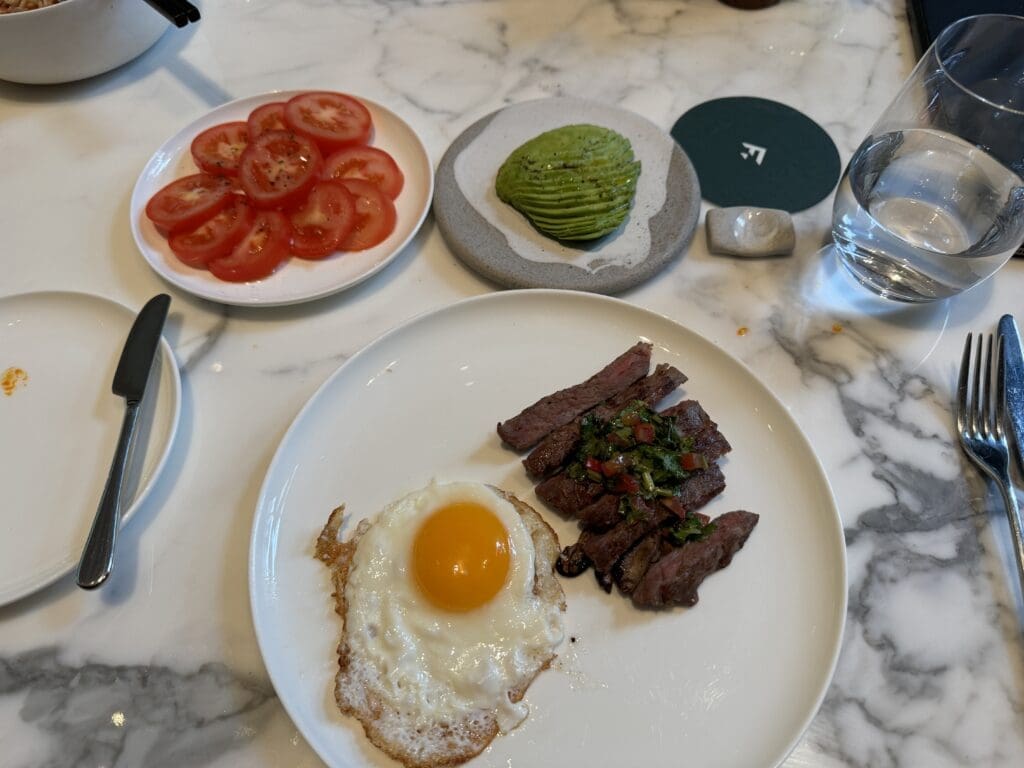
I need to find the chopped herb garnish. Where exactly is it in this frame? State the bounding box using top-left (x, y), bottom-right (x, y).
top-left (565, 400), bottom-right (702, 505)
top-left (619, 495), bottom-right (647, 524)
top-left (667, 516), bottom-right (716, 546)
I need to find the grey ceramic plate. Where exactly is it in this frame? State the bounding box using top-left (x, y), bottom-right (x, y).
top-left (434, 98), bottom-right (701, 294)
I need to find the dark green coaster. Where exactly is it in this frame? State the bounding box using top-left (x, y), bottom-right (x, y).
top-left (671, 97), bottom-right (841, 212)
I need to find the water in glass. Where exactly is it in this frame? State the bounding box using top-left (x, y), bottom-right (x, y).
top-left (833, 128), bottom-right (1024, 302)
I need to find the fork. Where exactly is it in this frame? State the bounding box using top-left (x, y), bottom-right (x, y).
top-left (957, 333), bottom-right (1024, 600)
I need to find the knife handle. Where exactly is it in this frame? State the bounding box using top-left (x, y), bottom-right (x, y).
top-left (996, 476), bottom-right (1024, 606)
top-left (77, 401), bottom-right (140, 589)
top-left (999, 314), bottom-right (1024, 479)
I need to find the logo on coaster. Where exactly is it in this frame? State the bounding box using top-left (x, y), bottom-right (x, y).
top-left (740, 142), bottom-right (767, 166)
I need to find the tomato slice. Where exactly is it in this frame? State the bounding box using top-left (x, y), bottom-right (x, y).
top-left (207, 211), bottom-right (291, 282)
top-left (612, 474), bottom-right (640, 494)
top-left (322, 146), bottom-right (404, 200)
top-left (168, 197), bottom-right (255, 267)
top-left (238, 130), bottom-right (323, 210)
top-left (247, 102), bottom-right (287, 139)
top-left (678, 452), bottom-right (709, 471)
top-left (283, 92), bottom-right (373, 153)
top-left (190, 121), bottom-right (249, 177)
top-left (633, 422), bottom-right (656, 444)
top-left (288, 181), bottom-right (358, 259)
top-left (337, 178), bottom-right (397, 251)
top-left (145, 173), bottom-right (234, 234)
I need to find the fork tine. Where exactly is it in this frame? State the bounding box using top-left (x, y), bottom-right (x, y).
top-left (984, 334), bottom-right (996, 439)
top-left (973, 332), bottom-right (985, 437)
top-left (958, 333), bottom-right (972, 436)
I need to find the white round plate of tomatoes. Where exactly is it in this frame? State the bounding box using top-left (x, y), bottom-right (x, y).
top-left (130, 90), bottom-right (433, 307)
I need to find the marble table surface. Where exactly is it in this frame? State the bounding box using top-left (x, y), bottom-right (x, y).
top-left (2, 0), bottom-right (1023, 766)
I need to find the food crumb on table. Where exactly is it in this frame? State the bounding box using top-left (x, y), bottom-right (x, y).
top-left (737, 326), bottom-right (749, 336)
top-left (1, 367), bottom-right (28, 396)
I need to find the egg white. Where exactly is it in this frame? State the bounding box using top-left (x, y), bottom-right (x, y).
top-left (343, 481), bottom-right (564, 732)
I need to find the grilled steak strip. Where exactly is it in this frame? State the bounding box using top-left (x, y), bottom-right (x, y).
top-left (664, 464), bottom-right (726, 519)
top-left (656, 399), bottom-right (733, 461)
top-left (579, 498), bottom-right (672, 574)
top-left (537, 459), bottom-right (722, 528)
top-left (522, 422), bottom-right (582, 480)
top-left (613, 531), bottom-right (664, 595)
top-left (660, 399), bottom-right (711, 434)
top-left (576, 494), bottom-right (622, 529)
top-left (595, 568), bottom-right (614, 593)
top-left (535, 474), bottom-right (605, 517)
top-left (693, 426), bottom-right (732, 461)
top-left (631, 511), bottom-right (760, 608)
top-left (594, 363), bottom-right (687, 419)
top-left (556, 542), bottom-right (591, 577)
top-left (497, 342), bottom-right (653, 451)
top-left (523, 363), bottom-right (687, 479)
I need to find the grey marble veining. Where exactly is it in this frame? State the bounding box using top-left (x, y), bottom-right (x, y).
top-left (177, 309), bottom-right (230, 374)
top-left (1, 649), bottom-right (275, 768)
top-left (768, 306), bottom-right (1024, 765)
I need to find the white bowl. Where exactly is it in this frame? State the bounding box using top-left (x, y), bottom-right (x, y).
top-left (0, 0), bottom-right (168, 85)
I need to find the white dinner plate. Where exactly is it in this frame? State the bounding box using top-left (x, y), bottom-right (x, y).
top-left (249, 290), bottom-right (846, 768)
top-left (130, 91), bottom-right (433, 307)
top-left (0, 291), bottom-right (180, 606)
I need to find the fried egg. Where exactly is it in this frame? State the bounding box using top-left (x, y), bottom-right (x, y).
top-left (315, 481), bottom-right (565, 768)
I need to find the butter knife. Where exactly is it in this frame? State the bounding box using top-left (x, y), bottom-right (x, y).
top-left (77, 294), bottom-right (171, 589)
top-left (999, 314), bottom-right (1024, 478)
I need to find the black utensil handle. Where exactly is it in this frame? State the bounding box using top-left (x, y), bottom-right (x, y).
top-left (77, 401), bottom-right (140, 589)
top-left (142, 0), bottom-right (192, 28)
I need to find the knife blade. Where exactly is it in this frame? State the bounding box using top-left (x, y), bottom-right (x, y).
top-left (78, 294), bottom-right (171, 589)
top-left (113, 294), bottom-right (171, 402)
top-left (999, 314), bottom-right (1024, 477)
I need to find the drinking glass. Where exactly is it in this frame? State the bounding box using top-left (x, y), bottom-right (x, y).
top-left (832, 14), bottom-right (1024, 303)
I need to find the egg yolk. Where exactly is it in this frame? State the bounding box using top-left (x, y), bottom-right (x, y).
top-left (412, 501), bottom-right (511, 612)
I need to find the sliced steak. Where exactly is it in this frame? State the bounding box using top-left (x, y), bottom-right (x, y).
top-left (556, 542), bottom-right (591, 577)
top-left (661, 464), bottom-right (726, 520)
top-left (522, 422), bottom-right (582, 479)
top-left (535, 474), bottom-right (604, 517)
top-left (578, 498), bottom-right (671, 574)
top-left (660, 399), bottom-right (711, 435)
top-left (661, 400), bottom-right (731, 460)
top-left (593, 362), bottom-right (688, 419)
top-left (497, 341), bottom-right (652, 451)
top-left (576, 494), bottom-right (622, 529)
top-left (693, 425), bottom-right (732, 461)
top-left (613, 531), bottom-right (663, 595)
top-left (523, 363), bottom-right (687, 479)
top-left (631, 510), bottom-right (760, 608)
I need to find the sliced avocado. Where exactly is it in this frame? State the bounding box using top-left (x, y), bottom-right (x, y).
top-left (495, 124), bottom-right (641, 241)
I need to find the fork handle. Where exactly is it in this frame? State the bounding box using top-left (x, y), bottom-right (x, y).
top-left (995, 475), bottom-right (1024, 602)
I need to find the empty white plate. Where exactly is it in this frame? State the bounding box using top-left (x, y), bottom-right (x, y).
top-left (0, 291), bottom-right (180, 605)
top-left (249, 290), bottom-right (846, 768)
